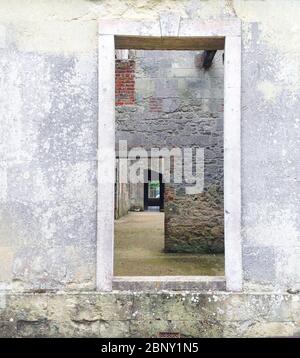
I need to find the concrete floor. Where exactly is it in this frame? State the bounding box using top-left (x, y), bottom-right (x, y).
top-left (114, 211), bottom-right (224, 276)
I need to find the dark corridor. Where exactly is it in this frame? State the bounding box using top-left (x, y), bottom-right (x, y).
top-left (144, 170), bottom-right (164, 211)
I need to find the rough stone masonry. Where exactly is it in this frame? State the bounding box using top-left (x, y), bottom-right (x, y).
top-left (0, 0), bottom-right (300, 338)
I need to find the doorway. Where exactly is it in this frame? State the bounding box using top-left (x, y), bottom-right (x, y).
top-left (144, 170), bottom-right (164, 212)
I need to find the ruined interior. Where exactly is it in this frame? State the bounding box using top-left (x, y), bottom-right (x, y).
top-left (114, 49), bottom-right (225, 276)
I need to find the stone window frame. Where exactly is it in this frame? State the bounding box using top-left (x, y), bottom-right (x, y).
top-left (97, 18), bottom-right (242, 292)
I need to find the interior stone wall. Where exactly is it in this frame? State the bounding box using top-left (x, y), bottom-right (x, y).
top-left (129, 183), bottom-right (144, 211)
top-left (116, 50), bottom-right (224, 253)
top-left (164, 187), bottom-right (224, 253)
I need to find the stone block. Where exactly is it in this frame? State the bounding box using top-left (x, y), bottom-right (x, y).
top-left (275, 247), bottom-right (300, 290)
top-left (0, 294), bottom-right (47, 322)
top-left (11, 245), bottom-right (96, 291)
top-left (0, 199), bottom-right (96, 249)
top-left (0, 321), bottom-right (17, 338)
top-left (100, 320), bottom-right (130, 338)
top-left (0, 247), bottom-right (14, 282)
top-left (243, 322), bottom-right (297, 338)
top-left (16, 318), bottom-right (50, 337)
top-left (243, 246), bottom-right (276, 284)
top-left (6, 161), bottom-right (97, 204)
top-left (0, 51), bottom-right (97, 162)
top-left (129, 319), bottom-right (172, 338)
top-left (97, 293), bottom-right (134, 321)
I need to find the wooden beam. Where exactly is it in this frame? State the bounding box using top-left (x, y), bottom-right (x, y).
top-left (115, 36), bottom-right (224, 50)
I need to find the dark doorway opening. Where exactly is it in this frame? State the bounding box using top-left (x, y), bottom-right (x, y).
top-left (144, 170), bottom-right (164, 212)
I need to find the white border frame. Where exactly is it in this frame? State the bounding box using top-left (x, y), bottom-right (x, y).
top-left (97, 19), bottom-right (242, 292)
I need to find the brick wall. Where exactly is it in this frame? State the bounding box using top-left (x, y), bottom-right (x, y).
top-left (115, 60), bottom-right (135, 106)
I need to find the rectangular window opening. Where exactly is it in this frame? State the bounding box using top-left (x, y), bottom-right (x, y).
top-left (98, 22), bottom-right (242, 292)
top-left (113, 47), bottom-right (225, 290)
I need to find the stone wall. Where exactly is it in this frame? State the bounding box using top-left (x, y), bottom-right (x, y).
top-left (0, 28), bottom-right (98, 291)
top-left (165, 187), bottom-right (224, 253)
top-left (0, 291), bottom-right (299, 337)
top-left (116, 50), bottom-right (224, 253)
top-left (129, 183), bottom-right (144, 211)
top-left (0, 0), bottom-right (300, 338)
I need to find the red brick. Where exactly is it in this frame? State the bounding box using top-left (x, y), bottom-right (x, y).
top-left (115, 60), bottom-right (136, 106)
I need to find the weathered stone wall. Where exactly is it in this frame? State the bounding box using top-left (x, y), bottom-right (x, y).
top-left (116, 50), bottom-right (224, 253)
top-left (0, 291), bottom-right (300, 337)
top-left (0, 0), bottom-right (300, 337)
top-left (0, 6), bottom-right (98, 291)
top-left (165, 187), bottom-right (224, 253)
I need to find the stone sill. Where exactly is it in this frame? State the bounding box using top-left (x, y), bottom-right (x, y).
top-left (112, 276), bottom-right (226, 291)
